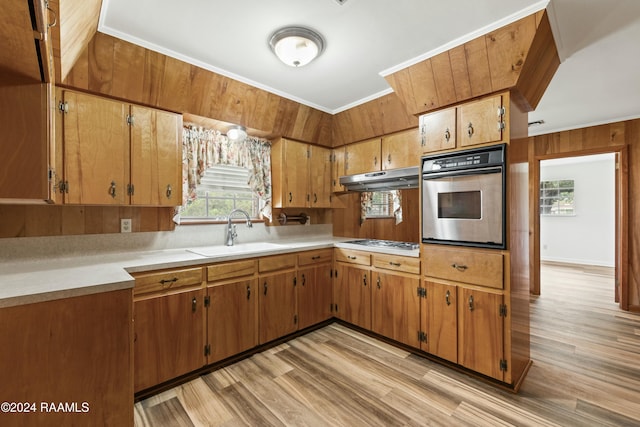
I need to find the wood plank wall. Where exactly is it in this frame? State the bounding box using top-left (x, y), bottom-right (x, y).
top-left (62, 33), bottom-right (333, 147)
top-left (332, 189), bottom-right (420, 242)
top-left (0, 205), bottom-right (175, 238)
top-left (521, 118), bottom-right (640, 311)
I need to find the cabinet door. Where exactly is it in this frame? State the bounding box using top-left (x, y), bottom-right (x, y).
top-left (283, 139), bottom-right (310, 207)
top-left (381, 128), bottom-right (422, 170)
top-left (457, 287), bottom-right (504, 381)
top-left (331, 147), bottom-right (345, 193)
top-left (63, 90), bottom-right (129, 204)
top-left (425, 281), bottom-right (457, 363)
top-left (298, 264), bottom-right (333, 329)
top-left (457, 95), bottom-right (504, 147)
top-left (309, 145), bottom-right (331, 207)
top-left (259, 271), bottom-right (297, 343)
top-left (334, 263), bottom-right (371, 330)
top-left (0, 83), bottom-right (52, 201)
top-left (345, 138), bottom-right (381, 175)
top-left (134, 289), bottom-right (205, 392)
top-left (208, 279), bottom-right (258, 363)
top-left (372, 272), bottom-right (420, 348)
top-left (420, 108), bottom-right (456, 153)
top-left (130, 105), bottom-right (182, 206)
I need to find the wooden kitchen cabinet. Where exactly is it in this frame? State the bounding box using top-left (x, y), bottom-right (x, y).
top-left (206, 260), bottom-right (258, 363)
top-left (133, 288), bottom-right (206, 392)
top-left (272, 138), bottom-right (331, 208)
top-left (0, 82), bottom-right (55, 202)
top-left (457, 287), bottom-right (505, 381)
top-left (423, 280), bottom-right (458, 363)
top-left (331, 147), bottom-right (346, 193)
top-left (381, 128), bottom-right (423, 170)
top-left (297, 249), bottom-right (333, 329)
top-left (344, 137), bottom-right (381, 175)
top-left (0, 289), bottom-right (133, 427)
top-left (334, 249), bottom-right (372, 330)
top-left (420, 92), bottom-right (508, 153)
top-left (372, 271), bottom-right (421, 348)
top-left (132, 267), bottom-right (205, 393)
top-left (258, 254), bottom-right (298, 343)
top-left (57, 89), bottom-right (182, 206)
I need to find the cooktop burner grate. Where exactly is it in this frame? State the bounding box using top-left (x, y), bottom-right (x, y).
top-left (343, 239), bottom-right (419, 250)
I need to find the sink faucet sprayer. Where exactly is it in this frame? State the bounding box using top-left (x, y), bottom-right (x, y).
top-left (226, 209), bottom-right (253, 246)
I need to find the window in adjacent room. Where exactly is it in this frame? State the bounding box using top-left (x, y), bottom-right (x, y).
top-left (540, 179), bottom-right (575, 216)
top-left (364, 191), bottom-right (393, 218)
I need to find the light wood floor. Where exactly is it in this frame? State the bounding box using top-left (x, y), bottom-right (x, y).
top-left (134, 263), bottom-right (640, 426)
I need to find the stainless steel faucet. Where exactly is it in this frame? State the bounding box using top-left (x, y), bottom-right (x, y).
top-left (226, 208), bottom-right (253, 246)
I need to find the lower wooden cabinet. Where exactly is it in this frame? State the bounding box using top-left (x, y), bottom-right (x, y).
top-left (372, 271), bottom-right (420, 348)
top-left (334, 262), bottom-right (372, 329)
top-left (457, 287), bottom-right (505, 381)
top-left (133, 289), bottom-right (206, 392)
top-left (298, 263), bottom-right (333, 329)
top-left (207, 278), bottom-right (258, 363)
top-left (259, 270), bottom-right (298, 344)
top-left (423, 281), bottom-right (458, 363)
top-left (0, 290), bottom-right (133, 427)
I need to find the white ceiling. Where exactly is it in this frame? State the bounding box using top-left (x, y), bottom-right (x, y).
top-left (99, 0), bottom-right (640, 137)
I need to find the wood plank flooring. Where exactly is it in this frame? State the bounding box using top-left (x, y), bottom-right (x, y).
top-left (134, 263), bottom-right (640, 426)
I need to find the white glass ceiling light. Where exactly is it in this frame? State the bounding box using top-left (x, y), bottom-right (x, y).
top-left (226, 125), bottom-right (247, 142)
top-left (269, 26), bottom-right (325, 67)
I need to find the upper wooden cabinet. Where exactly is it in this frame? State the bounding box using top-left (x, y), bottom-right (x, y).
top-left (331, 148), bottom-right (346, 193)
top-left (420, 92), bottom-right (507, 153)
top-left (56, 89), bottom-right (183, 206)
top-left (0, 0), bottom-right (54, 83)
top-left (0, 83), bottom-right (54, 202)
top-left (272, 138), bottom-right (331, 208)
top-left (381, 128), bottom-right (422, 170)
top-left (344, 138), bottom-right (381, 175)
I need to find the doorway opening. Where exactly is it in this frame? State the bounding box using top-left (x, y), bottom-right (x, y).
top-left (533, 149), bottom-right (628, 309)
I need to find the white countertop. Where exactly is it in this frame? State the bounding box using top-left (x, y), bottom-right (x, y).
top-left (0, 237), bottom-right (420, 308)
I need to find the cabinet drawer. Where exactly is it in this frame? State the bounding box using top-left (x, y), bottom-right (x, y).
top-left (424, 247), bottom-right (503, 289)
top-left (207, 259), bottom-right (257, 282)
top-left (134, 267), bottom-right (203, 296)
top-left (373, 254), bottom-right (420, 275)
top-left (259, 254), bottom-right (296, 273)
top-left (298, 249), bottom-right (333, 266)
top-left (335, 248), bottom-right (371, 266)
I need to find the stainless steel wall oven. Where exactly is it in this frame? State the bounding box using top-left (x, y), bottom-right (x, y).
top-left (421, 144), bottom-right (506, 249)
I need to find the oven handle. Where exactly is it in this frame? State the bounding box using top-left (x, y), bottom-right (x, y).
top-left (422, 166), bottom-right (502, 180)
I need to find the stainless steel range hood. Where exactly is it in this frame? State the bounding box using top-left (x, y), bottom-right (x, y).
top-left (339, 166), bottom-right (419, 192)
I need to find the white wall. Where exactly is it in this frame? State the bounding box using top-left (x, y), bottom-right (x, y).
top-left (540, 153), bottom-right (615, 267)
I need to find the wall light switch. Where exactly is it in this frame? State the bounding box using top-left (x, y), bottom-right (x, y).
top-left (121, 218), bottom-right (132, 233)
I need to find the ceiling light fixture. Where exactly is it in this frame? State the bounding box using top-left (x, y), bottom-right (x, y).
top-left (269, 26), bottom-right (325, 67)
top-left (226, 125), bottom-right (247, 142)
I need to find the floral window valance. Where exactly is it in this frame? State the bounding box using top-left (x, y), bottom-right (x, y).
top-left (181, 125), bottom-right (272, 221)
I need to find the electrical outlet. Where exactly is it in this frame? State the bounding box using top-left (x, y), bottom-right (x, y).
top-left (120, 218), bottom-right (132, 233)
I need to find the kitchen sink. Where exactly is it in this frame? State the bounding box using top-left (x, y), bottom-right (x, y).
top-left (187, 242), bottom-right (287, 257)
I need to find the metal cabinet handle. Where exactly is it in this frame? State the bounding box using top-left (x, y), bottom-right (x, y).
top-left (192, 297), bottom-right (197, 313)
top-left (452, 263), bottom-right (468, 271)
top-left (468, 295), bottom-right (474, 311)
top-left (387, 154), bottom-right (392, 164)
top-left (311, 255), bottom-right (321, 260)
top-left (301, 274), bottom-right (306, 286)
top-left (109, 181), bottom-right (117, 198)
top-left (467, 122), bottom-right (474, 137)
top-left (314, 193), bottom-right (318, 203)
top-left (377, 277), bottom-right (381, 289)
top-left (374, 156), bottom-right (377, 166)
top-left (166, 184), bottom-right (172, 199)
top-left (160, 277), bottom-right (178, 286)
top-left (263, 282), bottom-right (268, 296)
top-left (363, 274), bottom-right (367, 287)
top-left (445, 128), bottom-right (451, 142)
top-left (247, 285), bottom-right (251, 300)
top-left (289, 192), bottom-right (292, 203)
top-left (445, 290), bottom-right (451, 306)
top-left (389, 262), bottom-right (401, 267)
top-left (347, 255), bottom-right (357, 260)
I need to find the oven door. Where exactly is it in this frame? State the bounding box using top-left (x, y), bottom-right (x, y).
top-left (422, 167), bottom-right (504, 248)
